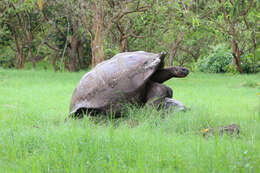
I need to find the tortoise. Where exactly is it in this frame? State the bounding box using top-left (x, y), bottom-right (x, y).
top-left (69, 51), bottom-right (189, 118)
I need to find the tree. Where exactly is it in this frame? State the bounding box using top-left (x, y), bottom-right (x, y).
top-left (109, 11), bottom-right (151, 52)
top-left (78, 0), bottom-right (154, 67)
top-left (0, 0), bottom-right (50, 69)
top-left (214, 0), bottom-right (256, 73)
top-left (41, 0), bottom-right (92, 71)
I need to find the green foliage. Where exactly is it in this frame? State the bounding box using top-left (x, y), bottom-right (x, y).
top-left (104, 48), bottom-right (120, 60)
top-left (197, 44), bottom-right (232, 73)
top-left (226, 53), bottom-right (260, 74)
top-left (25, 58), bottom-right (52, 70)
top-left (104, 39), bottom-right (120, 60)
top-left (0, 0), bottom-right (259, 72)
top-left (0, 45), bottom-right (15, 68)
top-left (241, 53), bottom-right (260, 74)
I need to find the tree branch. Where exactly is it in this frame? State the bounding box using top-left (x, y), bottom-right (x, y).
top-left (45, 42), bottom-right (59, 51)
top-left (218, 0), bottom-right (230, 24)
top-left (239, 0), bottom-right (254, 16)
top-left (233, 0), bottom-right (254, 24)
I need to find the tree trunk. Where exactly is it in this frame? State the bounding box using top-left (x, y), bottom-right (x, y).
top-left (13, 33), bottom-right (25, 69)
top-left (91, 36), bottom-right (105, 67)
top-left (91, 22), bottom-right (105, 67)
top-left (231, 25), bottom-right (243, 74)
top-left (68, 38), bottom-right (78, 71)
top-left (193, 49), bottom-right (201, 62)
top-left (90, 1), bottom-right (105, 67)
top-left (16, 42), bottom-right (25, 69)
top-left (232, 50), bottom-right (243, 74)
top-left (194, 55), bottom-right (199, 62)
top-left (117, 22), bottom-right (129, 52)
top-left (44, 42), bottom-right (60, 71)
top-left (32, 59), bottom-right (36, 70)
top-left (68, 25), bottom-right (79, 71)
top-left (168, 50), bottom-right (176, 67)
top-left (119, 38), bottom-right (128, 52)
top-left (50, 52), bottom-right (59, 72)
top-left (77, 40), bottom-right (84, 68)
top-left (16, 51), bottom-right (25, 69)
top-left (64, 58), bottom-right (69, 71)
top-left (28, 48), bottom-right (37, 70)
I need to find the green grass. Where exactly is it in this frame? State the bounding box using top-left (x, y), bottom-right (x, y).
top-left (0, 68), bottom-right (259, 173)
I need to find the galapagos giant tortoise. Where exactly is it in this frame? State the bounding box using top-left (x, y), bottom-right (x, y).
top-left (69, 51), bottom-right (189, 118)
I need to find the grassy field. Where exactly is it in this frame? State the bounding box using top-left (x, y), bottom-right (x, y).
top-left (0, 68), bottom-right (259, 172)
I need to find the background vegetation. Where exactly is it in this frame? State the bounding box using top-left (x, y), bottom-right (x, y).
top-left (0, 0), bottom-right (259, 73)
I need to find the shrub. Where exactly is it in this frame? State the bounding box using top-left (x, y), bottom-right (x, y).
top-left (240, 53), bottom-right (260, 73)
top-left (196, 44), bottom-right (232, 73)
top-left (0, 46), bottom-right (15, 68)
top-left (197, 44), bottom-right (260, 74)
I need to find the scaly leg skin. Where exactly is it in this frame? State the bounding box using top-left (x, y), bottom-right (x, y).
top-left (145, 81), bottom-right (173, 109)
top-left (145, 82), bottom-right (187, 113)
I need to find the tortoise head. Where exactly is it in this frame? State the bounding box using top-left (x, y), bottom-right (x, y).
top-left (158, 51), bottom-right (189, 77)
top-left (170, 66), bottom-right (189, 78)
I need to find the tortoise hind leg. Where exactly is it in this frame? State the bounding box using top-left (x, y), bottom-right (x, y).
top-left (150, 67), bottom-right (189, 83)
top-left (164, 98), bottom-right (186, 111)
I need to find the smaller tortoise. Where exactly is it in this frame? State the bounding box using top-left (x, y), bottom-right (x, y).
top-left (69, 51), bottom-right (189, 118)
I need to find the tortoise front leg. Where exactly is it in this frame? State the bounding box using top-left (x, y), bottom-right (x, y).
top-left (150, 67), bottom-right (189, 83)
top-left (145, 81), bottom-right (173, 109)
top-left (145, 81), bottom-right (187, 112)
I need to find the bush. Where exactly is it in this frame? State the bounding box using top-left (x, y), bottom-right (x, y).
top-left (0, 46), bottom-right (16, 68)
top-left (240, 53), bottom-right (260, 73)
top-left (197, 44), bottom-right (232, 73)
top-left (197, 44), bottom-right (260, 74)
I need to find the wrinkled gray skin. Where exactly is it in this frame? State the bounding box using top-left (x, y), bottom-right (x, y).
top-left (69, 51), bottom-right (189, 118)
